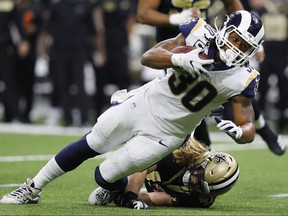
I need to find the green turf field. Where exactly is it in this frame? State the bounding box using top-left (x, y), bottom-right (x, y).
top-left (0, 131), bottom-right (287, 215)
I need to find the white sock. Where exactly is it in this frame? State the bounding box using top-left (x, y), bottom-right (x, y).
top-left (32, 157), bottom-right (65, 189)
top-left (255, 114), bottom-right (266, 130)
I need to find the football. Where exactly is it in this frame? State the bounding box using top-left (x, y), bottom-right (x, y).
top-left (170, 45), bottom-right (209, 59)
top-left (170, 45), bottom-right (195, 53)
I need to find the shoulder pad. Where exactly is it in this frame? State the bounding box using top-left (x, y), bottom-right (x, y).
top-left (179, 18), bottom-right (216, 48)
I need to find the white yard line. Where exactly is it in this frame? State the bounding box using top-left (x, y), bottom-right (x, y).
top-left (0, 123), bottom-right (90, 136)
top-left (0, 184), bottom-right (21, 187)
top-left (0, 153), bottom-right (110, 162)
top-left (269, 194), bottom-right (288, 198)
top-left (0, 155), bottom-right (55, 162)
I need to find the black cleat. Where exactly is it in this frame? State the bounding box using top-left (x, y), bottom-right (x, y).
top-left (257, 125), bottom-right (286, 156)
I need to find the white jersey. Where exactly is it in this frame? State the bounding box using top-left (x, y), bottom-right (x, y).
top-left (144, 18), bottom-right (260, 137)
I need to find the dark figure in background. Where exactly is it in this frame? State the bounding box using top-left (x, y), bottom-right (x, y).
top-left (0, 0), bottom-right (29, 123)
top-left (231, 0), bottom-right (287, 155)
top-left (15, 0), bottom-right (43, 123)
top-left (92, 0), bottom-right (136, 116)
top-left (249, 0), bottom-right (288, 133)
top-left (40, 0), bottom-right (97, 126)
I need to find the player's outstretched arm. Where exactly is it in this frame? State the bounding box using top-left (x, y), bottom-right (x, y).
top-left (139, 191), bottom-right (173, 206)
top-left (216, 95), bottom-right (255, 144)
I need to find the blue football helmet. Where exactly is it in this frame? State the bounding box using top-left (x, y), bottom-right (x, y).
top-left (215, 10), bottom-right (265, 66)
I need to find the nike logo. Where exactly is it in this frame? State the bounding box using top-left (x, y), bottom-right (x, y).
top-left (189, 61), bottom-right (195, 69)
top-left (158, 140), bottom-right (168, 147)
top-left (255, 76), bottom-right (260, 82)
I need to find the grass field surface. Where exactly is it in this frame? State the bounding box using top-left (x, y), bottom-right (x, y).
top-left (0, 124), bottom-right (287, 215)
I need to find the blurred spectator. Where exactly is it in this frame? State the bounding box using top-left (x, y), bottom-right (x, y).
top-left (249, 0), bottom-right (288, 132)
top-left (39, 0), bottom-right (97, 126)
top-left (92, 0), bottom-right (137, 117)
top-left (15, 0), bottom-right (44, 123)
top-left (0, 0), bottom-right (30, 123)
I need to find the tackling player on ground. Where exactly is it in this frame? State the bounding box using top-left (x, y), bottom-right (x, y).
top-left (89, 137), bottom-right (240, 209)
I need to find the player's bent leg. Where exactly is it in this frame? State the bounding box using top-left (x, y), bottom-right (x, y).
top-left (94, 166), bottom-right (128, 192)
top-left (0, 178), bottom-right (41, 204)
top-left (86, 104), bottom-right (134, 154)
top-left (54, 134), bottom-right (99, 172)
top-left (0, 134), bottom-right (101, 205)
top-left (89, 167), bottom-right (127, 206)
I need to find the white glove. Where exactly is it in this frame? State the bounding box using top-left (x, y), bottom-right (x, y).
top-left (169, 9), bottom-right (192, 25)
top-left (171, 48), bottom-right (214, 78)
top-left (215, 117), bottom-right (243, 139)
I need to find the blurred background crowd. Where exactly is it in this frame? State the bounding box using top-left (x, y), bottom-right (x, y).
top-left (0, 0), bottom-right (287, 133)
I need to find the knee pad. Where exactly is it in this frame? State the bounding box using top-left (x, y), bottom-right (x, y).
top-left (94, 166), bottom-right (128, 191)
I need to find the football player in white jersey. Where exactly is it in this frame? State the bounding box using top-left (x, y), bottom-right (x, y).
top-left (0, 10), bottom-right (263, 205)
top-left (137, 0), bottom-right (244, 147)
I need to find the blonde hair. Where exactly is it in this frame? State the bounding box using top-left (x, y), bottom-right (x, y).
top-left (173, 137), bottom-right (209, 166)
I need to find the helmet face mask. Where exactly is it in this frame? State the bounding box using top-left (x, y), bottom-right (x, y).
top-left (182, 152), bottom-right (240, 197)
top-left (215, 10), bottom-right (265, 67)
top-left (182, 164), bottom-right (208, 195)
